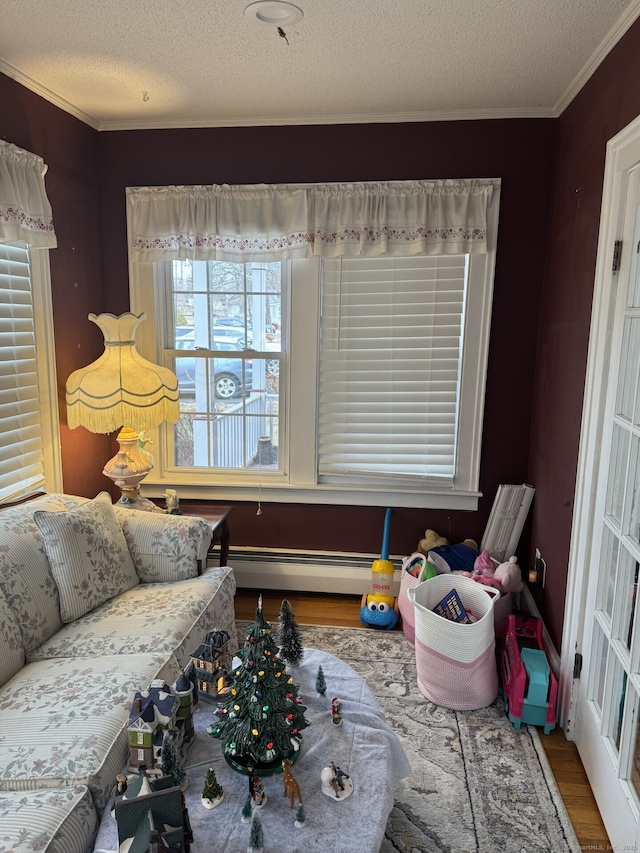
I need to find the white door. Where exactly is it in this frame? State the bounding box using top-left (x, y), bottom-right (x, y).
top-left (565, 115), bottom-right (640, 849)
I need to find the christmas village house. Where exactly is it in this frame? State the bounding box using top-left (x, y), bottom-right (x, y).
top-left (127, 675), bottom-right (194, 773)
top-left (114, 770), bottom-right (192, 853)
top-left (189, 629), bottom-right (232, 698)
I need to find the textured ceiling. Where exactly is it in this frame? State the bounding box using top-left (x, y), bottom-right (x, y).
top-left (1, 0), bottom-right (639, 130)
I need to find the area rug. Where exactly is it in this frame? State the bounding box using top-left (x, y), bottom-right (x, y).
top-left (93, 621), bottom-right (581, 853)
top-left (288, 623), bottom-right (580, 853)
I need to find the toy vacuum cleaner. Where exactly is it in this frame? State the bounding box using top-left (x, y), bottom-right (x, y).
top-left (360, 508), bottom-right (399, 629)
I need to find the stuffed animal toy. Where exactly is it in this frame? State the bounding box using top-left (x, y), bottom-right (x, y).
top-left (493, 556), bottom-right (523, 594)
top-left (427, 539), bottom-right (479, 574)
top-left (457, 554), bottom-right (523, 595)
top-left (417, 529), bottom-right (448, 556)
top-left (473, 549), bottom-right (496, 576)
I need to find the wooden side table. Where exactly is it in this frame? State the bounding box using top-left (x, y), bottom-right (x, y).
top-left (194, 506), bottom-right (234, 568)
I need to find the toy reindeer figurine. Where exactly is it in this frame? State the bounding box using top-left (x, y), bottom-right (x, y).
top-left (282, 758), bottom-right (303, 808)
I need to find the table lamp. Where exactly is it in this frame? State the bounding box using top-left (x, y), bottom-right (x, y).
top-left (65, 312), bottom-right (180, 510)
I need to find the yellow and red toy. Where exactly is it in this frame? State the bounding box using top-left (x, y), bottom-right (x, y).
top-left (360, 508), bottom-right (399, 630)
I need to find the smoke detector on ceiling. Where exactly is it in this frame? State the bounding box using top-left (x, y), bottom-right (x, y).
top-left (244, 1), bottom-right (304, 27)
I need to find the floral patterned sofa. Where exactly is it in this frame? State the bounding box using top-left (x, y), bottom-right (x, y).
top-left (0, 491), bottom-right (237, 853)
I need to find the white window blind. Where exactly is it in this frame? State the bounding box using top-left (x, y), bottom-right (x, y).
top-left (318, 255), bottom-right (468, 482)
top-left (0, 242), bottom-right (46, 502)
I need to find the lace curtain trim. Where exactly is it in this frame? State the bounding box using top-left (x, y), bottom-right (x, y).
top-left (0, 141), bottom-right (57, 248)
top-left (127, 179), bottom-right (496, 262)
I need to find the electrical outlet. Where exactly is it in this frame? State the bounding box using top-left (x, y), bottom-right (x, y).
top-left (531, 548), bottom-right (547, 588)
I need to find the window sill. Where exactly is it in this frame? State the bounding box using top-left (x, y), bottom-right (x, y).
top-left (140, 479), bottom-right (481, 510)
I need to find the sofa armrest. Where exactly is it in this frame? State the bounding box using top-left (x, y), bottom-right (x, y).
top-left (114, 507), bottom-right (213, 583)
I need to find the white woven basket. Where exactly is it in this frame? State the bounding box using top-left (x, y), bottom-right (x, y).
top-left (398, 566), bottom-right (423, 643)
top-left (408, 574), bottom-right (499, 710)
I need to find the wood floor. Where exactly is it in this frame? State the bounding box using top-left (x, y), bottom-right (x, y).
top-left (235, 588), bottom-right (611, 850)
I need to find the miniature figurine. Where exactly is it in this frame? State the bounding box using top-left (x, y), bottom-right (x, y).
top-left (294, 803), bottom-right (306, 828)
top-left (282, 758), bottom-right (303, 808)
top-left (330, 761), bottom-right (348, 791)
top-left (320, 761), bottom-right (353, 801)
top-left (331, 696), bottom-right (342, 726)
top-left (249, 774), bottom-right (267, 809)
top-left (164, 488), bottom-right (182, 514)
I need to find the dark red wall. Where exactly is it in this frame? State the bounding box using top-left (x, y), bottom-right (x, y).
top-left (97, 119), bottom-right (555, 557)
top-left (0, 75), bottom-right (112, 497)
top-left (5, 16), bottom-right (640, 652)
top-left (0, 76), bottom-right (556, 586)
top-left (528, 18), bottom-right (640, 648)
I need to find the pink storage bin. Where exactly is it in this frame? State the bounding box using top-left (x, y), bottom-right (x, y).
top-left (493, 591), bottom-right (512, 638)
top-left (398, 565), bottom-right (423, 643)
top-left (408, 574), bottom-right (499, 711)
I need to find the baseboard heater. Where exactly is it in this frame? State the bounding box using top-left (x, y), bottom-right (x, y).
top-left (227, 548), bottom-right (562, 675)
top-left (226, 547), bottom-right (403, 596)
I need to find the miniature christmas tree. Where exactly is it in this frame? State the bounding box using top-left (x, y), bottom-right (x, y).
top-left (248, 814), bottom-right (264, 853)
top-left (294, 803), bottom-right (306, 828)
top-left (278, 599), bottom-right (304, 666)
top-left (208, 595), bottom-right (310, 775)
top-left (161, 732), bottom-right (185, 789)
top-left (315, 665), bottom-right (326, 695)
top-left (185, 662), bottom-right (199, 706)
top-left (201, 767), bottom-right (224, 809)
top-left (241, 794), bottom-right (253, 823)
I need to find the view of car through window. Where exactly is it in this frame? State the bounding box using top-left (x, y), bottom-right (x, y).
top-left (169, 260), bottom-right (282, 470)
top-left (174, 332), bottom-right (253, 400)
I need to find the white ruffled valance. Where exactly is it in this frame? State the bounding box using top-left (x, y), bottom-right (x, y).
top-left (0, 140), bottom-right (56, 248)
top-left (127, 179), bottom-right (496, 262)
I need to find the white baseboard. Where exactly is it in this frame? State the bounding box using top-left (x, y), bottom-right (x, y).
top-left (227, 552), bottom-right (561, 678)
top-left (226, 547), bottom-right (403, 597)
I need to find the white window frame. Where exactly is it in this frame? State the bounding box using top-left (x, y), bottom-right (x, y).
top-left (0, 243), bottom-right (62, 503)
top-left (129, 188), bottom-right (498, 510)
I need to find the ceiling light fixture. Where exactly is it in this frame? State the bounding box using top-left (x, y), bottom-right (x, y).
top-left (244, 1), bottom-right (303, 27)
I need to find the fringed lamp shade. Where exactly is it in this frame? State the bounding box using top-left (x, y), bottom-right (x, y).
top-left (65, 313), bottom-right (179, 508)
top-left (66, 313), bottom-right (179, 433)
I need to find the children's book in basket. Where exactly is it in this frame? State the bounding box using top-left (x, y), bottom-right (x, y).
top-left (432, 588), bottom-right (476, 623)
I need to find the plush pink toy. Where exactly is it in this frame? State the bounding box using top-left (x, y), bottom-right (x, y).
top-left (456, 553), bottom-right (523, 596)
top-left (493, 556), bottom-right (523, 594)
top-left (468, 574), bottom-right (502, 591)
top-left (473, 549), bottom-right (497, 576)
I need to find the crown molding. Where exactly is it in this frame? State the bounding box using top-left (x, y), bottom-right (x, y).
top-left (97, 106), bottom-right (556, 132)
top-left (555, 0), bottom-right (640, 116)
top-left (0, 58), bottom-right (100, 130)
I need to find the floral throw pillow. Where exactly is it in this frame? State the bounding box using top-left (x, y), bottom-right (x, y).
top-left (34, 491), bottom-right (139, 623)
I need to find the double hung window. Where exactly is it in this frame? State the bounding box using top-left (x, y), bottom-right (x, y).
top-left (0, 142), bottom-right (60, 503)
top-left (127, 179), bottom-right (499, 508)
